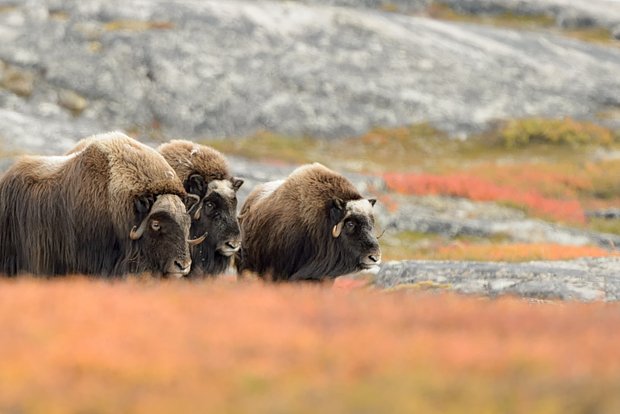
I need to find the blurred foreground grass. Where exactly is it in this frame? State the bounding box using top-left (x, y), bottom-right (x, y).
top-left (2, 277), bottom-right (620, 413)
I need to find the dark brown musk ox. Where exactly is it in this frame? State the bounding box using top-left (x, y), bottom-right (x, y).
top-left (236, 163), bottom-right (382, 282)
top-left (0, 132), bottom-right (206, 278)
top-left (157, 140), bottom-right (243, 277)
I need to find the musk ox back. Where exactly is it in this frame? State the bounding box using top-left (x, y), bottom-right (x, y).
top-left (236, 163), bottom-right (381, 282)
top-left (158, 140), bottom-right (243, 277)
top-left (0, 132), bottom-right (202, 277)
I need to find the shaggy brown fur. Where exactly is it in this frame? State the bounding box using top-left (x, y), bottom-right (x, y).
top-left (158, 140), bottom-right (243, 277)
top-left (236, 163), bottom-right (381, 282)
top-left (0, 132), bottom-right (193, 277)
top-left (157, 140), bottom-right (231, 184)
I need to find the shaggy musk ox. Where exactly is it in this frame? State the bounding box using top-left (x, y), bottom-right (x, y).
top-left (236, 163), bottom-right (381, 282)
top-left (0, 132), bottom-right (205, 277)
top-left (158, 140), bottom-right (243, 276)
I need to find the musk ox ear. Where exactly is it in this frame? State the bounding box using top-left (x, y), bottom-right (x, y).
top-left (368, 199), bottom-right (377, 207)
top-left (231, 177), bottom-right (244, 192)
top-left (330, 198), bottom-right (346, 223)
top-left (185, 173), bottom-right (205, 197)
top-left (132, 195), bottom-right (154, 240)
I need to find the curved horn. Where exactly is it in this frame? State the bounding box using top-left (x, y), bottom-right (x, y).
top-left (192, 204), bottom-right (203, 221)
top-left (187, 231), bottom-right (208, 246)
top-left (332, 221), bottom-right (344, 238)
top-left (332, 209), bottom-right (353, 238)
top-left (189, 195), bottom-right (206, 221)
top-left (129, 217), bottom-right (150, 240)
top-left (186, 193), bottom-right (201, 215)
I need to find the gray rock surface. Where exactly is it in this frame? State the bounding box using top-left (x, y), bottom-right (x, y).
top-left (586, 208), bottom-right (620, 219)
top-left (1, 0), bottom-right (620, 147)
top-left (376, 258), bottom-right (620, 301)
top-left (294, 0), bottom-right (430, 13)
top-left (386, 194), bottom-right (620, 249)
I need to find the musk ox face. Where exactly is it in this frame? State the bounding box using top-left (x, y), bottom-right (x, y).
top-left (330, 198), bottom-right (382, 271)
top-left (185, 174), bottom-right (243, 257)
top-left (130, 194), bottom-right (205, 278)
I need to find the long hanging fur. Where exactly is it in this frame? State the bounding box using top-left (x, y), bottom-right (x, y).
top-left (0, 132), bottom-right (187, 277)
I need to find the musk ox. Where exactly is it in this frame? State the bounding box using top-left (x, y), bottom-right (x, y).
top-left (158, 140), bottom-right (243, 276)
top-left (0, 132), bottom-right (205, 277)
top-left (236, 163), bottom-right (381, 282)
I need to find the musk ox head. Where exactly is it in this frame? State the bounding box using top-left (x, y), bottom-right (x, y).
top-left (129, 194), bottom-right (205, 278)
top-left (329, 197), bottom-right (382, 271)
top-left (184, 173), bottom-right (243, 272)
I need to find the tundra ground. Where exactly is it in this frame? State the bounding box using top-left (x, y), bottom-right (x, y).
top-left (207, 118), bottom-right (620, 262)
top-left (2, 277), bottom-right (620, 413)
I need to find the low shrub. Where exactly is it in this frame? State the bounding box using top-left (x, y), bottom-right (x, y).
top-left (500, 117), bottom-right (615, 148)
top-left (429, 243), bottom-right (618, 262)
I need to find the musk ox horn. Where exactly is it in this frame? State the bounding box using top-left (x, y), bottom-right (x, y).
top-left (332, 208), bottom-right (354, 238)
top-left (129, 217), bottom-right (150, 240)
top-left (189, 196), bottom-right (205, 220)
top-left (187, 231), bottom-right (208, 246)
top-left (332, 221), bottom-right (344, 238)
top-left (193, 205), bottom-right (203, 221)
top-left (186, 193), bottom-right (201, 216)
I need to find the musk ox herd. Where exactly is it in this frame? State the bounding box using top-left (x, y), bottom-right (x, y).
top-left (0, 132), bottom-right (381, 282)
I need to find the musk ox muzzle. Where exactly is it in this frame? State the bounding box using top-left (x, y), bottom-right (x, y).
top-left (360, 248), bottom-right (382, 269)
top-left (217, 237), bottom-right (241, 257)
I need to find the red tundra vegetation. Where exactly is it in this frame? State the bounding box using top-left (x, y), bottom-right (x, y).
top-left (1, 277), bottom-right (620, 413)
top-left (384, 172), bottom-right (586, 224)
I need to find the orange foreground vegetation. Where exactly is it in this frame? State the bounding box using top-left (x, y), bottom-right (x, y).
top-left (2, 278), bottom-right (620, 413)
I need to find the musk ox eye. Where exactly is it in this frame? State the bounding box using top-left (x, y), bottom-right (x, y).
top-left (345, 220), bottom-right (355, 230)
top-left (205, 201), bottom-right (215, 210)
top-left (151, 220), bottom-right (161, 231)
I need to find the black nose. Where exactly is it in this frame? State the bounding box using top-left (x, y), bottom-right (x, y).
top-left (174, 260), bottom-right (189, 271)
top-left (368, 255), bottom-right (379, 263)
top-left (226, 241), bottom-right (239, 249)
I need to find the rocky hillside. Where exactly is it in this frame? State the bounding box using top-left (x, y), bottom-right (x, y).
top-left (1, 0), bottom-right (620, 153)
top-left (1, 0), bottom-right (620, 300)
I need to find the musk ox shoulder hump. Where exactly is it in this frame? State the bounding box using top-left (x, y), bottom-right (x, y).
top-left (280, 163), bottom-right (362, 208)
top-left (256, 179), bottom-right (285, 202)
top-left (14, 152), bottom-right (82, 179)
top-left (157, 139), bottom-right (230, 183)
top-left (239, 179), bottom-right (285, 219)
top-left (71, 132), bottom-right (185, 200)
